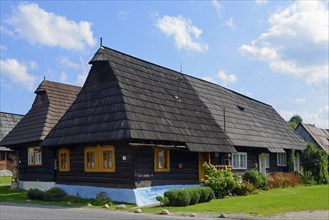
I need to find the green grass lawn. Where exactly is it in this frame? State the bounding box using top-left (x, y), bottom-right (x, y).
top-left (1, 176), bottom-right (328, 216)
top-left (143, 185), bottom-right (329, 216)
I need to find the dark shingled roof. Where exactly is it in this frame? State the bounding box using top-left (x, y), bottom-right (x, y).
top-left (186, 76), bottom-right (306, 151)
top-left (42, 46), bottom-right (305, 152)
top-left (297, 123), bottom-right (329, 154)
top-left (42, 47), bottom-right (235, 152)
top-left (0, 112), bottom-right (24, 150)
top-left (0, 80), bottom-right (81, 146)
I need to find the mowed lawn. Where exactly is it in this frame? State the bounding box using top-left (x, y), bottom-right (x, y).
top-left (1, 176), bottom-right (328, 216)
top-left (143, 185), bottom-right (329, 216)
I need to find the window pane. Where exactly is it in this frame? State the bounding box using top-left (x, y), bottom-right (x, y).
top-left (35, 152), bottom-right (42, 164)
top-left (103, 151), bottom-right (112, 168)
top-left (158, 150), bottom-right (164, 168)
top-left (87, 152), bottom-right (95, 168)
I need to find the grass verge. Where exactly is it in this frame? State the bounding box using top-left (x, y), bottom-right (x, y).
top-left (143, 185), bottom-right (329, 216)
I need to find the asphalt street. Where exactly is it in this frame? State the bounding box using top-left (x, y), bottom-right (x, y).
top-left (0, 203), bottom-right (217, 220)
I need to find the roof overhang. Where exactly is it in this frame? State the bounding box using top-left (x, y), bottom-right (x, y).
top-left (267, 147), bottom-right (286, 153)
top-left (186, 143), bottom-right (237, 153)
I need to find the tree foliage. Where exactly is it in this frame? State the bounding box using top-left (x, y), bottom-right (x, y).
top-left (301, 143), bottom-right (328, 184)
top-left (289, 115), bottom-right (303, 125)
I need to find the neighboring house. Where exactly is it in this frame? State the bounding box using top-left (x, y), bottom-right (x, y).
top-left (296, 123), bottom-right (329, 155)
top-left (0, 80), bottom-right (80, 185)
top-left (0, 46), bottom-right (306, 206)
top-left (0, 112), bottom-right (24, 171)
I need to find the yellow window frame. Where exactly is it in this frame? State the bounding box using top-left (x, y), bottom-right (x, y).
top-left (84, 145), bottom-right (115, 172)
top-left (154, 147), bottom-right (170, 172)
top-left (27, 146), bottom-right (42, 166)
top-left (58, 148), bottom-right (70, 172)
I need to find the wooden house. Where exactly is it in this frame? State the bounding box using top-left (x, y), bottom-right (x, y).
top-left (0, 112), bottom-right (23, 172)
top-left (296, 123), bottom-right (329, 155)
top-left (0, 46), bottom-right (306, 206)
top-left (0, 80), bottom-right (80, 189)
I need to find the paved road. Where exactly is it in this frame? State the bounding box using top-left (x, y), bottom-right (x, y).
top-left (0, 203), bottom-right (216, 220)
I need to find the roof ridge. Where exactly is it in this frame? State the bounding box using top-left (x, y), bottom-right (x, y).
top-left (0, 111), bottom-right (24, 116)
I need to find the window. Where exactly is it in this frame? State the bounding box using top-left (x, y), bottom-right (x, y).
top-left (232, 152), bottom-right (247, 169)
top-left (277, 153), bottom-right (287, 166)
top-left (27, 146), bottom-right (42, 166)
top-left (84, 146), bottom-right (115, 172)
top-left (58, 148), bottom-right (70, 172)
top-left (265, 153), bottom-right (270, 168)
top-left (154, 147), bottom-right (170, 172)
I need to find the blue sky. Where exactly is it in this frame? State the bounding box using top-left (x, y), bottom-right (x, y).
top-left (0, 0), bottom-right (328, 128)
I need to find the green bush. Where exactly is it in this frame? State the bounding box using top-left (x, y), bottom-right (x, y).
top-left (27, 189), bottom-right (45, 200)
top-left (198, 187), bottom-right (210, 202)
top-left (243, 169), bottom-right (266, 189)
top-left (44, 187), bottom-right (67, 201)
top-left (90, 192), bottom-right (112, 206)
top-left (301, 143), bottom-right (329, 184)
top-left (185, 188), bottom-right (200, 205)
top-left (164, 190), bottom-right (178, 206)
top-left (302, 169), bottom-right (316, 185)
top-left (206, 187), bottom-right (215, 201)
top-left (156, 196), bottom-right (169, 206)
top-left (175, 190), bottom-right (190, 206)
top-left (203, 162), bottom-right (237, 198)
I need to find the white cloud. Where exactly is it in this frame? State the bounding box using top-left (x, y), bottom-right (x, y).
top-left (223, 17), bottom-right (236, 30)
top-left (60, 71), bottom-right (67, 83)
top-left (212, 0), bottom-right (223, 16)
top-left (203, 70), bottom-right (237, 86)
top-left (0, 58), bottom-right (37, 91)
top-left (255, 0), bottom-right (267, 5)
top-left (75, 57), bottom-right (91, 86)
top-left (279, 107), bottom-right (329, 129)
top-left (156, 15), bottom-right (208, 53)
top-left (239, 1), bottom-right (329, 90)
top-left (295, 98), bottom-right (306, 104)
top-left (118, 11), bottom-right (128, 20)
top-left (58, 56), bottom-right (80, 70)
top-left (4, 3), bottom-right (96, 51)
top-left (218, 70), bottom-right (237, 85)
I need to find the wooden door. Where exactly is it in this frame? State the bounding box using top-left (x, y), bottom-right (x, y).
top-left (198, 153), bottom-right (210, 182)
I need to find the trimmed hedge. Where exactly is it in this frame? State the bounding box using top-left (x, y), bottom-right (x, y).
top-left (27, 187), bottom-right (67, 201)
top-left (164, 187), bottom-right (214, 207)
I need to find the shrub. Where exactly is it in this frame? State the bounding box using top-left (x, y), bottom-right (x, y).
top-left (27, 189), bottom-right (45, 200)
top-left (266, 172), bottom-right (304, 189)
top-left (232, 181), bottom-right (255, 196)
top-left (90, 192), bottom-right (112, 206)
top-left (156, 196), bottom-right (169, 206)
top-left (164, 190), bottom-right (178, 206)
top-left (175, 190), bottom-right (190, 206)
top-left (301, 143), bottom-right (329, 184)
top-left (44, 187), bottom-right (67, 201)
top-left (243, 169), bottom-right (266, 190)
top-left (301, 169), bottom-right (316, 185)
top-left (206, 187), bottom-right (215, 201)
top-left (198, 187), bottom-right (210, 203)
top-left (203, 162), bottom-right (237, 198)
top-left (185, 188), bottom-right (200, 205)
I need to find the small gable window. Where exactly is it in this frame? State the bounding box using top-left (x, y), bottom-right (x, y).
top-left (58, 148), bottom-right (70, 172)
top-left (154, 147), bottom-right (170, 172)
top-left (237, 105), bottom-right (245, 111)
top-left (28, 146), bottom-right (42, 166)
top-left (232, 152), bottom-right (247, 169)
top-left (84, 146), bottom-right (115, 172)
top-left (277, 153), bottom-right (287, 166)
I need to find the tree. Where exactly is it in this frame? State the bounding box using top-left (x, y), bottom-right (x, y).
top-left (301, 143), bottom-right (329, 184)
top-left (289, 115), bottom-right (303, 125)
top-left (288, 121), bottom-right (297, 129)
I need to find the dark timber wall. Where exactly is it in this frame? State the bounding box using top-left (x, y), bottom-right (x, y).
top-left (17, 143), bottom-right (55, 182)
top-left (134, 146), bottom-right (199, 188)
top-left (55, 144), bottom-right (135, 188)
